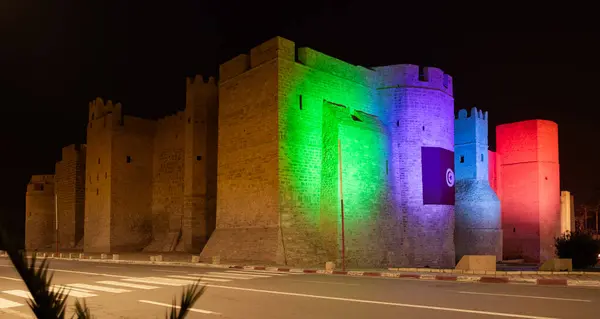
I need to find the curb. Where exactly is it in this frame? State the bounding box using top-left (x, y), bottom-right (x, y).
top-left (387, 267), bottom-right (600, 276)
top-left (1, 255), bottom-right (598, 288)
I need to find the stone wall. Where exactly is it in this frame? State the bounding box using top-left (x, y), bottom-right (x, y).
top-left (25, 175), bottom-right (55, 250)
top-left (496, 119), bottom-right (560, 262)
top-left (84, 98), bottom-right (118, 253)
top-left (376, 64), bottom-right (455, 268)
top-left (183, 75), bottom-right (218, 253)
top-left (110, 115), bottom-right (156, 251)
top-left (55, 144), bottom-right (86, 249)
top-left (454, 108), bottom-right (502, 262)
top-left (203, 37), bottom-right (456, 268)
top-left (201, 40), bottom-right (282, 264)
top-left (148, 112), bottom-right (185, 251)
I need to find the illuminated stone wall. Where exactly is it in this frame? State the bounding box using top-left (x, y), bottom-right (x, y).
top-left (55, 144), bottom-right (86, 249)
top-left (202, 37), bottom-right (456, 268)
top-left (84, 98), bottom-right (157, 252)
top-left (25, 175), bottom-right (55, 250)
top-left (183, 75), bottom-right (219, 253)
top-left (454, 108), bottom-right (502, 262)
top-left (560, 190), bottom-right (574, 234)
top-left (495, 120), bottom-right (560, 262)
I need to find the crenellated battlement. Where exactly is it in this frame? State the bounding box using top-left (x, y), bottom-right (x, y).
top-left (157, 111), bottom-right (185, 127)
top-left (295, 46), bottom-right (375, 86)
top-left (456, 107), bottom-right (488, 121)
top-left (219, 37), bottom-right (295, 82)
top-left (455, 106), bottom-right (489, 148)
top-left (186, 74), bottom-right (216, 91)
top-left (373, 64), bottom-right (453, 96)
top-left (88, 97), bottom-right (122, 123)
top-left (219, 36), bottom-right (376, 86)
top-left (26, 175), bottom-right (55, 193)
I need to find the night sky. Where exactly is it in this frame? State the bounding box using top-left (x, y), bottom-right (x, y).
top-left (1, 1), bottom-right (596, 241)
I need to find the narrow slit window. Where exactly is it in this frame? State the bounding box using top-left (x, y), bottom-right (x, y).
top-left (460, 156), bottom-right (464, 163)
top-left (299, 95), bottom-right (303, 110)
top-left (126, 156), bottom-right (131, 163)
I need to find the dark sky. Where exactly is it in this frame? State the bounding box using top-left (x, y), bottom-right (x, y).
top-left (0, 1), bottom-right (597, 239)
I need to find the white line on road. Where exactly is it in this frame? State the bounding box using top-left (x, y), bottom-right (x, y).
top-left (0, 297), bottom-right (23, 310)
top-left (225, 271), bottom-right (279, 277)
top-left (168, 275), bottom-right (231, 282)
top-left (203, 284), bottom-right (559, 319)
top-left (152, 269), bottom-right (188, 273)
top-left (2, 290), bottom-right (32, 299)
top-left (0, 307), bottom-right (31, 318)
top-left (456, 291), bottom-right (592, 302)
top-left (139, 300), bottom-right (219, 315)
top-left (97, 281), bottom-right (159, 290)
top-left (240, 269), bottom-right (303, 275)
top-left (0, 276), bottom-right (21, 281)
top-left (50, 286), bottom-right (98, 298)
top-left (285, 279), bottom-right (360, 286)
top-left (229, 270), bottom-right (289, 276)
top-left (67, 283), bottom-right (131, 293)
top-left (204, 272), bottom-right (256, 280)
top-left (96, 266), bottom-right (121, 269)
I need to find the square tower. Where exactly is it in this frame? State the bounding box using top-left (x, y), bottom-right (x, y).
top-left (496, 119), bottom-right (560, 263)
top-left (454, 107), bottom-right (502, 261)
top-left (455, 107), bottom-right (489, 181)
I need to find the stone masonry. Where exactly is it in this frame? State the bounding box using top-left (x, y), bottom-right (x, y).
top-left (200, 37), bottom-right (456, 268)
top-left (24, 36), bottom-right (562, 267)
top-left (491, 120), bottom-right (561, 263)
top-left (55, 144), bottom-right (87, 249)
top-left (454, 108), bottom-right (502, 262)
top-left (25, 175), bottom-right (56, 250)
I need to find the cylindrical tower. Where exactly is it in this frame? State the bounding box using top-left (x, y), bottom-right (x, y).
top-left (375, 64), bottom-right (455, 268)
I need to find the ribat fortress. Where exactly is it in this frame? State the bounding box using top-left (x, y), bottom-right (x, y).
top-left (25, 37), bottom-right (565, 268)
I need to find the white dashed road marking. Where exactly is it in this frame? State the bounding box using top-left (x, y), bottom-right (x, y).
top-left (139, 300), bottom-right (219, 315)
top-left (97, 280), bottom-right (159, 290)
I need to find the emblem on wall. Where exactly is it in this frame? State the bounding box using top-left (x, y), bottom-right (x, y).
top-left (421, 147), bottom-right (455, 205)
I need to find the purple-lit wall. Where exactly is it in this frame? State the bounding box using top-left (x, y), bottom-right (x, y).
top-left (375, 65), bottom-right (456, 268)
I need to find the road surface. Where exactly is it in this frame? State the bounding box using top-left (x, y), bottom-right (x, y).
top-left (0, 258), bottom-right (598, 318)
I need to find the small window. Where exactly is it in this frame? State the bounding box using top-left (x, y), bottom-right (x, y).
top-left (96, 189), bottom-right (99, 196)
top-left (481, 154), bottom-right (484, 162)
top-left (188, 117), bottom-right (191, 124)
top-left (299, 95), bottom-right (303, 110)
top-left (96, 173), bottom-right (99, 181)
top-left (98, 158), bottom-right (100, 164)
top-left (396, 120), bottom-right (399, 127)
top-left (28, 212), bottom-right (32, 217)
top-left (422, 125), bottom-right (425, 131)
top-left (105, 172), bottom-right (107, 179)
top-left (418, 66), bottom-right (426, 81)
top-left (460, 156), bottom-right (464, 163)
top-left (91, 113), bottom-right (95, 120)
top-left (126, 156), bottom-right (131, 163)
top-left (196, 155), bottom-right (202, 161)
top-left (545, 176), bottom-right (548, 180)
top-left (385, 160), bottom-right (389, 175)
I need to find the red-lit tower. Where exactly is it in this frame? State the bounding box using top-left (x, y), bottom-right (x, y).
top-left (496, 120), bottom-right (560, 263)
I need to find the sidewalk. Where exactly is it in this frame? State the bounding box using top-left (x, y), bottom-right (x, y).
top-left (2, 251), bottom-right (599, 288)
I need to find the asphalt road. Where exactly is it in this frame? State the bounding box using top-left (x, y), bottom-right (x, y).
top-left (0, 259), bottom-right (599, 319)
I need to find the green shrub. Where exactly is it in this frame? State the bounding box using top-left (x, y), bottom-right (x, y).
top-left (555, 231), bottom-right (600, 269)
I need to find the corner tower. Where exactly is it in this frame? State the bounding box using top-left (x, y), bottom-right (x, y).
top-left (374, 64), bottom-right (456, 267)
top-left (496, 120), bottom-right (560, 262)
top-left (454, 107), bottom-right (502, 262)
